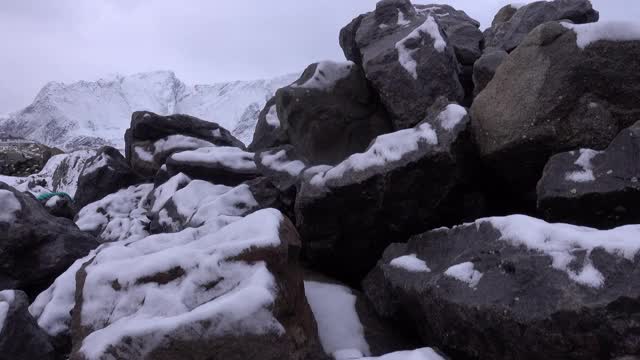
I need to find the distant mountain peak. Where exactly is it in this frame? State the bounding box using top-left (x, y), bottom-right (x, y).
top-left (0, 70), bottom-right (297, 151)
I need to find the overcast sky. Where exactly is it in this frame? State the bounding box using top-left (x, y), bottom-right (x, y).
top-left (0, 0), bottom-right (634, 114)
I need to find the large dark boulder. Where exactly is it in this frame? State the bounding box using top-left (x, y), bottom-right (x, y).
top-left (364, 215), bottom-right (640, 359)
top-left (472, 48), bottom-right (508, 96)
top-left (165, 146), bottom-right (261, 186)
top-left (295, 98), bottom-right (473, 283)
top-left (338, 0), bottom-right (469, 129)
top-left (537, 121), bottom-right (640, 228)
top-left (0, 137), bottom-right (63, 177)
top-left (0, 290), bottom-right (55, 360)
top-left (73, 146), bottom-right (142, 209)
top-left (0, 183), bottom-right (97, 298)
top-left (248, 97), bottom-right (289, 152)
top-left (125, 111), bottom-right (244, 177)
top-left (483, 0), bottom-right (599, 52)
top-left (275, 61), bottom-right (392, 165)
top-left (471, 21), bottom-right (640, 196)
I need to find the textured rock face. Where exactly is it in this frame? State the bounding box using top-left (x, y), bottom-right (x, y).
top-left (275, 61), bottom-right (392, 165)
top-left (0, 183), bottom-right (98, 298)
top-left (483, 0), bottom-right (599, 52)
top-left (0, 138), bottom-right (62, 177)
top-left (472, 48), bottom-right (508, 96)
top-left (0, 290), bottom-right (55, 360)
top-left (537, 121), bottom-right (640, 228)
top-left (74, 146), bottom-right (142, 209)
top-left (364, 215), bottom-right (640, 360)
top-left (471, 21), bottom-right (640, 192)
top-left (125, 111), bottom-right (244, 177)
top-left (339, 0), bottom-right (468, 129)
top-left (295, 99), bottom-right (473, 283)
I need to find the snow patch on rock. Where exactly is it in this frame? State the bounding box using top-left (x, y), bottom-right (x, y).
top-left (437, 104), bottom-right (467, 131)
top-left (563, 21), bottom-right (640, 49)
top-left (294, 61), bottom-right (355, 91)
top-left (390, 254), bottom-right (431, 273)
top-left (444, 262), bottom-right (483, 288)
top-left (304, 281), bottom-right (370, 358)
top-left (396, 16), bottom-right (446, 79)
top-left (260, 149), bottom-right (307, 176)
top-left (265, 104), bottom-right (280, 128)
top-left (565, 148), bottom-right (601, 183)
top-left (0, 290), bottom-right (16, 334)
top-left (361, 348), bottom-right (445, 360)
top-left (170, 146), bottom-right (256, 171)
top-left (485, 215), bottom-right (640, 288)
top-left (310, 123), bottom-right (438, 186)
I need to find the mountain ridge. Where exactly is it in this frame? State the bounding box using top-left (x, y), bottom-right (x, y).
top-left (0, 70), bottom-right (298, 151)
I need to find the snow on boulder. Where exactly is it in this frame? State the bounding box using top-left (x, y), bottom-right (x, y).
top-left (73, 146), bottom-right (143, 209)
top-left (75, 183), bottom-right (153, 243)
top-left (471, 20), bottom-right (640, 198)
top-left (339, 0), bottom-right (475, 129)
top-left (537, 120), bottom-right (640, 228)
top-left (0, 182), bottom-right (97, 298)
top-left (562, 21), bottom-right (640, 49)
top-left (360, 348), bottom-right (445, 360)
top-left (165, 146), bottom-right (260, 186)
top-left (295, 98), bottom-right (474, 283)
top-left (274, 61), bottom-right (391, 165)
top-left (125, 111), bottom-right (244, 177)
top-left (0, 290), bottom-right (56, 360)
top-left (304, 273), bottom-right (418, 359)
top-left (248, 97), bottom-right (288, 152)
top-left (483, 0), bottom-right (599, 52)
top-left (255, 145), bottom-right (308, 191)
top-left (40, 193), bottom-right (76, 220)
top-left (364, 214), bottom-right (640, 359)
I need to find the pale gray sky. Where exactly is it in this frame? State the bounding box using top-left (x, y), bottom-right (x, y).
top-left (0, 0), bottom-right (635, 113)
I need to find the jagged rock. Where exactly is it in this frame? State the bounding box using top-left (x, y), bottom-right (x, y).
top-left (304, 273), bottom-right (419, 358)
top-left (0, 137), bottom-right (63, 177)
top-left (537, 121), bottom-right (640, 228)
top-left (0, 183), bottom-right (97, 298)
top-left (471, 21), bottom-right (640, 195)
top-left (472, 48), bottom-right (508, 96)
top-left (248, 97), bottom-right (288, 152)
top-left (0, 290), bottom-right (55, 360)
top-left (339, 0), bottom-right (466, 129)
top-left (364, 214), bottom-right (640, 359)
top-left (165, 146), bottom-right (261, 186)
top-left (73, 146), bottom-right (142, 209)
top-left (125, 111), bottom-right (244, 177)
top-left (483, 0), bottom-right (599, 52)
top-left (274, 61), bottom-right (392, 165)
top-left (295, 98), bottom-right (472, 283)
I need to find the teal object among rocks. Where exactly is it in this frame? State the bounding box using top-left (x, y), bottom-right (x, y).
top-left (36, 192), bottom-right (73, 202)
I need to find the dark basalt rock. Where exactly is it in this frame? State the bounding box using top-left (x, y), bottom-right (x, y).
top-left (537, 121), bottom-right (640, 228)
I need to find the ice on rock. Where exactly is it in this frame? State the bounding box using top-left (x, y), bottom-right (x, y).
top-left (565, 148), bottom-right (602, 183)
top-left (260, 149), bottom-right (307, 176)
top-left (390, 254), bottom-right (431, 273)
top-left (486, 215), bottom-right (640, 288)
top-left (294, 61), bottom-right (355, 91)
top-left (444, 262), bottom-right (483, 288)
top-left (304, 281), bottom-right (370, 358)
top-left (76, 183), bottom-right (153, 242)
top-left (437, 104), bottom-right (467, 131)
top-left (0, 189), bottom-right (21, 223)
top-left (396, 16), bottom-right (446, 80)
top-left (311, 123), bottom-right (438, 186)
top-left (562, 21), bottom-right (640, 49)
top-left (170, 146), bottom-right (256, 171)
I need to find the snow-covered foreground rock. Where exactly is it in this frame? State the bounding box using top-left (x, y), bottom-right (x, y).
top-left (364, 215), bottom-right (640, 359)
top-left (0, 71), bottom-right (298, 150)
top-left (32, 175), bottom-right (325, 360)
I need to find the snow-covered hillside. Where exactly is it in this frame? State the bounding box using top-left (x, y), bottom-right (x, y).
top-left (0, 71), bottom-right (297, 151)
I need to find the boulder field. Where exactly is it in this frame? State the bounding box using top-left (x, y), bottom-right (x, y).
top-left (1, 0), bottom-right (640, 359)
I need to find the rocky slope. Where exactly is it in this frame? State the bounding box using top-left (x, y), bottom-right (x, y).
top-left (1, 0), bottom-right (640, 359)
top-left (0, 71), bottom-right (297, 151)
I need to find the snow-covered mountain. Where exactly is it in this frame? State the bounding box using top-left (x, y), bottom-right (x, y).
top-left (0, 71), bottom-right (297, 151)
